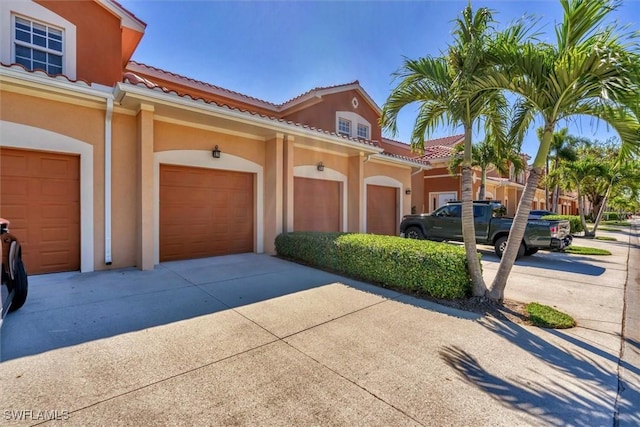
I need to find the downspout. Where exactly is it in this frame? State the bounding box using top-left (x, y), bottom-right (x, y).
top-left (105, 97), bottom-right (113, 265)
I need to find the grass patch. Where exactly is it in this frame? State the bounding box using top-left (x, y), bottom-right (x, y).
top-left (526, 302), bottom-right (575, 329)
top-left (565, 246), bottom-right (611, 255)
top-left (595, 236), bottom-right (617, 241)
top-left (601, 220), bottom-right (631, 226)
top-left (597, 227), bottom-right (619, 232)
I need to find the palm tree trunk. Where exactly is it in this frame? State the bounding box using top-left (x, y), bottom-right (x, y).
top-left (461, 125), bottom-right (486, 296)
top-left (590, 180), bottom-right (614, 236)
top-left (479, 168), bottom-right (487, 200)
top-left (576, 185), bottom-right (589, 235)
top-left (488, 126), bottom-right (553, 302)
top-left (487, 166), bottom-right (542, 301)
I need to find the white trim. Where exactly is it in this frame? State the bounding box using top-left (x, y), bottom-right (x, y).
top-left (428, 191), bottom-right (457, 212)
top-left (96, 0), bottom-right (146, 32)
top-left (104, 98), bottom-right (113, 264)
top-left (1, 0), bottom-right (77, 79)
top-left (293, 165), bottom-right (348, 232)
top-left (153, 150), bottom-right (264, 264)
top-left (363, 176), bottom-right (403, 234)
top-left (0, 120), bottom-right (94, 272)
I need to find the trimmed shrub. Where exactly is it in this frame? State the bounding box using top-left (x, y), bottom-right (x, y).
top-left (603, 212), bottom-right (623, 221)
top-left (275, 232), bottom-right (474, 299)
top-left (541, 214), bottom-right (583, 234)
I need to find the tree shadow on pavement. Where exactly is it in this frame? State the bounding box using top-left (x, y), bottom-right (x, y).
top-left (440, 318), bottom-right (639, 426)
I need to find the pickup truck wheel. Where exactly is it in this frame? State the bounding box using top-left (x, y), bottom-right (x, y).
top-left (524, 248), bottom-right (539, 256)
top-left (8, 257), bottom-right (28, 312)
top-left (405, 227), bottom-right (425, 240)
top-left (494, 236), bottom-right (526, 260)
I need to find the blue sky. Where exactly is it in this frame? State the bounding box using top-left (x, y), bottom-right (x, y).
top-left (118, 0), bottom-right (639, 159)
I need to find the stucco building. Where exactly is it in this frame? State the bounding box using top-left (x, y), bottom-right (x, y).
top-left (1, 0), bottom-right (429, 275)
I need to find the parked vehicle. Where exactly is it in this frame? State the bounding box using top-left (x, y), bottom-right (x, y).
top-left (399, 201), bottom-right (573, 259)
top-left (528, 210), bottom-right (554, 220)
top-left (1, 218), bottom-right (28, 327)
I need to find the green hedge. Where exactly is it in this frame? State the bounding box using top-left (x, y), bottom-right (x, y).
top-left (541, 215), bottom-right (583, 234)
top-left (603, 212), bottom-right (624, 221)
top-left (275, 232), bottom-right (474, 299)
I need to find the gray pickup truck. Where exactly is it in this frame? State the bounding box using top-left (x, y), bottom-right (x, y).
top-left (399, 201), bottom-right (572, 259)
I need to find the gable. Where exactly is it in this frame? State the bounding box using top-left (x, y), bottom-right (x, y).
top-left (281, 88), bottom-right (381, 143)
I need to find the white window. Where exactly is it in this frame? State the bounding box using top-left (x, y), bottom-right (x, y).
top-left (357, 123), bottom-right (369, 139)
top-left (338, 117), bottom-right (351, 137)
top-left (14, 16), bottom-right (63, 75)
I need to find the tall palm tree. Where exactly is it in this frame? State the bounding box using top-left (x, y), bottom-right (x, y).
top-left (449, 137), bottom-right (525, 201)
top-left (478, 0), bottom-right (640, 301)
top-left (381, 5), bottom-right (512, 297)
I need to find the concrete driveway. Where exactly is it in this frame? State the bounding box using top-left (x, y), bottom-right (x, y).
top-left (1, 225), bottom-right (638, 426)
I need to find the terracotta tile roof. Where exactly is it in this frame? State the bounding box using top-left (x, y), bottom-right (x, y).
top-left (424, 134), bottom-right (464, 147)
top-left (0, 62), bottom-right (92, 86)
top-left (127, 61), bottom-right (278, 109)
top-left (122, 72), bottom-right (380, 148)
top-left (378, 152), bottom-right (431, 167)
top-left (417, 145), bottom-right (457, 160)
top-left (127, 62), bottom-right (374, 113)
top-left (279, 80), bottom-right (360, 107)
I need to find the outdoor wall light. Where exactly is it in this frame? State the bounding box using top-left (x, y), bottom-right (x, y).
top-left (405, 188), bottom-right (412, 195)
top-left (317, 161), bottom-right (325, 172)
top-left (212, 145), bottom-right (221, 158)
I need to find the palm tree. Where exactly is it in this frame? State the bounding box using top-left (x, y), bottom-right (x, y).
top-left (538, 127), bottom-right (579, 212)
top-left (449, 137), bottom-right (525, 201)
top-left (478, 0), bottom-right (640, 301)
top-left (381, 5), bottom-right (512, 297)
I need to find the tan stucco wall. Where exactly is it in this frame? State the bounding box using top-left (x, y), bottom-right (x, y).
top-left (153, 121), bottom-right (266, 166)
top-left (110, 112), bottom-right (138, 269)
top-left (293, 147), bottom-right (349, 175)
top-left (0, 90), bottom-right (108, 271)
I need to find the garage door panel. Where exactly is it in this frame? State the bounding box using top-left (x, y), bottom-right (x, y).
top-left (367, 185), bottom-right (398, 236)
top-left (0, 148), bottom-right (80, 274)
top-left (160, 165), bottom-right (254, 262)
top-left (294, 177), bottom-right (340, 232)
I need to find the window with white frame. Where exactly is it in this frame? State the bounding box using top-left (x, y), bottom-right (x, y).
top-left (338, 117), bottom-right (351, 137)
top-left (357, 123), bottom-right (369, 139)
top-left (14, 16), bottom-right (63, 75)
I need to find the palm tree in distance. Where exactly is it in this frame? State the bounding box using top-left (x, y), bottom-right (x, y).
top-left (449, 136), bottom-right (525, 201)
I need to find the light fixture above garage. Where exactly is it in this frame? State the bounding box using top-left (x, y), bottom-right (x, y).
top-left (212, 145), bottom-right (221, 159)
top-left (317, 162), bottom-right (325, 172)
top-left (405, 188), bottom-right (412, 195)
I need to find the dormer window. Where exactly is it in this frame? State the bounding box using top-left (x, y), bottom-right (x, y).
top-left (357, 123), bottom-right (369, 139)
top-left (14, 16), bottom-right (63, 75)
top-left (338, 117), bottom-right (351, 137)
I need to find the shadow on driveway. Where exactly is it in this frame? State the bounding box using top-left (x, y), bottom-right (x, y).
top-left (441, 318), bottom-right (638, 426)
top-left (478, 248), bottom-right (607, 276)
top-left (0, 254), bottom-right (392, 362)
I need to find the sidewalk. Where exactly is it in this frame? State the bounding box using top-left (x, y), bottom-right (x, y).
top-left (0, 226), bottom-right (637, 425)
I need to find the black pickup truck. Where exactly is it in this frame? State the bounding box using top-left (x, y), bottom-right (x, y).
top-left (399, 201), bottom-right (572, 259)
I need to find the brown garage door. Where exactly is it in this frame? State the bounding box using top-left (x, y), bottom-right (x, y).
top-left (160, 165), bottom-right (254, 262)
top-left (0, 148), bottom-right (80, 274)
top-left (367, 185), bottom-right (397, 236)
top-left (294, 177), bottom-right (340, 232)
